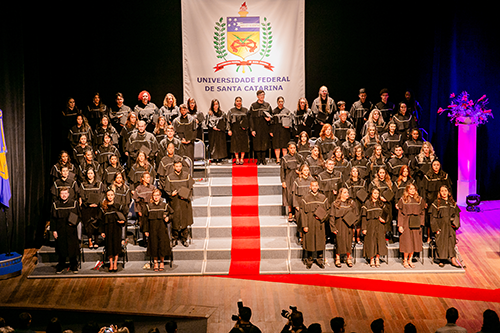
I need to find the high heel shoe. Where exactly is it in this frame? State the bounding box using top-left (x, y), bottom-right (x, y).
top-left (346, 257), bottom-right (353, 268)
top-left (375, 257), bottom-right (380, 268)
top-left (370, 258), bottom-right (375, 267)
top-left (153, 262), bottom-right (159, 272)
top-left (335, 257), bottom-right (341, 268)
top-left (403, 259), bottom-right (410, 269)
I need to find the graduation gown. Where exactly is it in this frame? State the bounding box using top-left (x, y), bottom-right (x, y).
top-left (292, 176), bottom-right (315, 230)
top-left (315, 136), bottom-right (338, 158)
top-left (103, 164), bottom-right (126, 186)
top-left (96, 144), bottom-right (121, 169)
top-left (350, 157), bottom-right (370, 181)
top-left (292, 107), bottom-right (313, 138)
top-left (300, 191), bottom-right (330, 252)
top-left (280, 153), bottom-right (303, 207)
top-left (318, 169), bottom-right (343, 204)
top-left (93, 124), bottom-right (119, 149)
top-left (249, 101), bottom-right (272, 151)
top-left (144, 201), bottom-right (174, 258)
top-left (173, 114), bottom-right (197, 162)
top-left (403, 139), bottom-right (423, 163)
top-left (304, 155), bottom-right (324, 179)
top-left (158, 105), bottom-right (180, 124)
top-left (99, 203), bottom-right (127, 257)
top-left (330, 199), bottom-right (359, 255)
top-left (422, 171), bottom-right (452, 208)
top-left (386, 156), bottom-right (409, 181)
top-left (78, 180), bottom-right (106, 237)
top-left (430, 199), bottom-right (460, 260)
top-left (206, 110), bottom-right (228, 160)
top-left (227, 107), bottom-right (250, 153)
top-left (127, 163), bottom-right (156, 191)
top-left (125, 131), bottom-right (159, 162)
top-left (68, 124), bottom-right (93, 149)
top-left (158, 136), bottom-right (182, 161)
top-left (51, 198), bottom-right (80, 259)
top-left (381, 132), bottom-right (402, 159)
top-left (361, 200), bottom-right (390, 258)
top-left (397, 197), bottom-right (426, 253)
top-left (50, 177), bottom-right (79, 202)
top-left (111, 183), bottom-right (132, 209)
top-left (50, 163), bottom-right (76, 183)
top-left (164, 171), bottom-right (194, 230)
top-left (157, 154), bottom-right (190, 190)
top-left (270, 107), bottom-right (292, 149)
top-left (296, 142), bottom-right (311, 160)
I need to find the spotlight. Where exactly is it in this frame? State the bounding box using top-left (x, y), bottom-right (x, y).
top-left (466, 194), bottom-right (481, 212)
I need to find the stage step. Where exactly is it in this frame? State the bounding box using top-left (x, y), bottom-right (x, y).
top-left (194, 162), bottom-right (280, 179)
top-left (193, 176), bottom-right (282, 197)
top-left (192, 194), bottom-right (284, 217)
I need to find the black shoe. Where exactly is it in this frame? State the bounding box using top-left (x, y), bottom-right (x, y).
top-left (56, 265), bottom-right (64, 274)
top-left (316, 258), bottom-right (325, 269)
top-left (182, 240), bottom-right (189, 247)
top-left (70, 266), bottom-right (78, 274)
top-left (305, 258), bottom-right (313, 269)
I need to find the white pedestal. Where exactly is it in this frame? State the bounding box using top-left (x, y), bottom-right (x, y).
top-left (456, 123), bottom-right (477, 206)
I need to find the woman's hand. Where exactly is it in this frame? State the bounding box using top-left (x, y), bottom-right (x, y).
top-left (303, 227), bottom-right (308, 233)
top-left (144, 232), bottom-right (149, 237)
top-left (252, 131), bottom-right (256, 137)
top-left (53, 231), bottom-right (58, 239)
top-left (398, 226), bottom-right (404, 233)
top-left (282, 182), bottom-right (286, 189)
top-left (101, 233), bottom-right (106, 238)
top-left (362, 230), bottom-right (367, 235)
top-left (118, 220), bottom-right (125, 224)
top-left (379, 217), bottom-right (386, 223)
top-left (228, 130), bottom-right (232, 136)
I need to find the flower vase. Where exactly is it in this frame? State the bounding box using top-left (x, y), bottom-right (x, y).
top-left (456, 122), bottom-right (477, 206)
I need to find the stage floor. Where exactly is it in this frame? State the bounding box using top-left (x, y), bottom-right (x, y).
top-left (1, 201), bottom-right (499, 333)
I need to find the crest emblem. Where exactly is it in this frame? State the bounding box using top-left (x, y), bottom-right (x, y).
top-left (213, 2), bottom-right (274, 73)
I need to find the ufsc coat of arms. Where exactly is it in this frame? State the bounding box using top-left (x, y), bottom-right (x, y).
top-left (213, 2), bottom-right (274, 73)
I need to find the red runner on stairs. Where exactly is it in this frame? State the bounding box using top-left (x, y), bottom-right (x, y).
top-left (229, 160), bottom-right (261, 275)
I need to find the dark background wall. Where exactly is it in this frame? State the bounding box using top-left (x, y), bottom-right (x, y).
top-left (1, 2), bottom-right (499, 252)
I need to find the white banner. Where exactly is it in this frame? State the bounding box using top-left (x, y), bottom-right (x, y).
top-left (181, 0), bottom-right (305, 113)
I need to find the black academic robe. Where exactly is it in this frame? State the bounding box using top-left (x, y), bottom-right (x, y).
top-left (279, 153), bottom-right (303, 207)
top-left (206, 110), bottom-right (228, 160)
top-left (249, 101), bottom-right (272, 151)
top-left (227, 107), bottom-right (250, 153)
top-left (361, 200), bottom-right (390, 258)
top-left (270, 107), bottom-right (292, 149)
top-left (51, 198), bottom-right (80, 260)
top-left (330, 199), bottom-right (359, 255)
top-left (430, 199), bottom-right (460, 260)
top-left (173, 114), bottom-right (197, 162)
top-left (164, 171), bottom-right (194, 230)
top-left (397, 197), bottom-right (426, 253)
top-left (144, 201), bottom-right (174, 258)
top-left (99, 203), bottom-right (127, 257)
top-left (301, 191), bottom-right (330, 252)
top-left (318, 169), bottom-right (343, 204)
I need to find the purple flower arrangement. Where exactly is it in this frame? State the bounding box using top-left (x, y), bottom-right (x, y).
top-left (438, 91), bottom-right (493, 125)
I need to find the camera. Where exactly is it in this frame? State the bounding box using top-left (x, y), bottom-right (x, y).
top-left (104, 327), bottom-right (114, 333)
top-left (231, 300), bottom-right (244, 321)
top-left (281, 306), bottom-right (298, 319)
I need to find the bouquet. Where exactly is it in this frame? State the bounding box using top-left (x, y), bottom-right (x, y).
top-left (438, 91), bottom-right (493, 125)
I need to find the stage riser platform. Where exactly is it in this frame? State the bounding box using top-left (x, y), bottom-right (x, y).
top-left (31, 164), bottom-right (464, 278)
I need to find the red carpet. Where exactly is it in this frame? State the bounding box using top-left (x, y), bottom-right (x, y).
top-left (229, 160), bottom-right (261, 275)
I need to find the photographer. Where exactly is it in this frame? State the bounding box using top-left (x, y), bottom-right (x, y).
top-left (281, 310), bottom-right (308, 333)
top-left (229, 307), bottom-right (261, 333)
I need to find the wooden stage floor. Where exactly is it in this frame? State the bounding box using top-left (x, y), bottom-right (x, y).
top-left (1, 201), bottom-right (500, 333)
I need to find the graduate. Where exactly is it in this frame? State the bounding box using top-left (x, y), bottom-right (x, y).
top-left (349, 88), bottom-right (373, 139)
top-left (300, 180), bottom-right (330, 269)
top-left (99, 189), bottom-right (128, 272)
top-left (361, 188), bottom-right (390, 267)
top-left (128, 150), bottom-right (156, 191)
top-left (153, 115), bottom-right (168, 146)
top-left (227, 96), bottom-right (250, 165)
top-left (77, 149), bottom-right (102, 183)
top-left (270, 96), bottom-right (293, 164)
top-left (144, 189), bottom-right (174, 272)
top-left (403, 128), bottom-right (424, 163)
top-left (394, 165), bottom-right (415, 203)
top-left (368, 167), bottom-right (396, 239)
top-left (158, 145), bottom-right (190, 194)
top-left (50, 166), bottom-right (79, 202)
top-left (103, 154), bottom-right (126, 187)
top-left (292, 97), bottom-right (313, 138)
top-left (292, 164), bottom-right (316, 242)
top-left (344, 167), bottom-right (368, 244)
top-left (397, 183), bottom-right (426, 268)
top-left (316, 124), bottom-right (338, 159)
top-left (411, 141), bottom-right (438, 191)
top-left (93, 115), bottom-right (119, 150)
top-left (430, 185), bottom-right (461, 268)
top-left (86, 92), bottom-right (108, 130)
top-left (361, 109), bottom-right (386, 138)
top-left (78, 168), bottom-right (105, 249)
top-left (132, 172), bottom-right (155, 236)
top-left (109, 173), bottom-right (132, 211)
top-left (68, 114), bottom-right (93, 149)
top-left (296, 131), bottom-right (311, 160)
top-left (172, 104), bottom-right (197, 163)
top-left (330, 187), bottom-right (359, 268)
top-left (350, 145), bottom-right (370, 181)
top-left (367, 144), bottom-right (386, 180)
top-left (249, 90), bottom-right (273, 165)
top-left (119, 112), bottom-right (138, 162)
top-left (50, 150), bottom-right (76, 182)
top-left (311, 86), bottom-right (336, 137)
top-left (318, 158), bottom-right (343, 205)
top-left (164, 160), bottom-right (195, 247)
top-left (135, 90), bottom-right (159, 132)
top-left (392, 102), bottom-right (417, 141)
top-left (73, 134), bottom-right (93, 167)
top-left (381, 122), bottom-right (402, 159)
top-left (95, 133), bottom-right (121, 170)
top-left (331, 146), bottom-right (351, 180)
top-left (359, 124), bottom-right (380, 158)
top-left (341, 129), bottom-right (360, 161)
top-left (108, 92), bottom-right (132, 129)
top-left (333, 110), bottom-right (354, 143)
top-left (205, 98), bottom-right (228, 164)
top-left (158, 125), bottom-right (182, 161)
top-left (125, 120), bottom-right (159, 166)
top-left (187, 97), bottom-right (205, 140)
top-left (304, 145), bottom-right (324, 179)
top-left (158, 93), bottom-right (180, 125)
top-left (374, 88), bottom-right (396, 123)
top-left (386, 145), bottom-right (409, 182)
top-left (280, 142), bottom-right (303, 222)
top-left (51, 187), bottom-right (81, 274)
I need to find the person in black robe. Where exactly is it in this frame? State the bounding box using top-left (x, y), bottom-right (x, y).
top-left (93, 115), bottom-right (120, 150)
top-left (109, 92), bottom-right (132, 129)
top-left (51, 187), bottom-right (81, 273)
top-left (50, 150), bottom-right (76, 182)
top-left (158, 93), bottom-right (180, 125)
top-left (158, 125), bottom-right (182, 162)
top-left (164, 160), bottom-right (195, 247)
top-left (205, 98), bottom-right (228, 164)
top-left (381, 122), bottom-right (402, 159)
top-left (311, 86), bottom-right (337, 137)
top-left (73, 134), bottom-right (94, 168)
top-left (99, 189), bottom-right (127, 272)
top-left (344, 166), bottom-right (367, 244)
top-left (386, 145), bottom-right (409, 182)
top-left (296, 131), bottom-right (311, 160)
top-left (361, 188), bottom-right (390, 268)
top-left (249, 90), bottom-right (272, 165)
top-left (341, 129), bottom-right (360, 161)
top-left (132, 171), bottom-right (155, 241)
top-left (374, 88), bottom-right (395, 123)
top-left (280, 142), bottom-right (303, 222)
top-left (270, 96), bottom-right (292, 163)
top-left (300, 180), bottom-right (330, 268)
top-left (124, 120), bottom-right (159, 167)
top-left (103, 154), bottom-right (126, 187)
top-left (85, 92), bottom-right (108, 130)
top-left (430, 186), bottom-right (461, 268)
top-left (292, 97), bottom-right (313, 139)
top-left (333, 110), bottom-right (354, 143)
top-left (393, 102), bottom-right (417, 141)
top-left (187, 98), bottom-right (205, 141)
top-left (172, 104), bottom-right (197, 163)
top-left (349, 88), bottom-right (373, 140)
top-left (403, 128), bottom-right (424, 163)
top-left (95, 133), bottom-right (121, 170)
top-left (144, 189), bottom-right (174, 271)
top-left (227, 96), bottom-right (250, 164)
top-left (158, 144), bottom-right (190, 194)
top-left (50, 166), bottom-right (79, 202)
top-left (134, 90), bottom-right (159, 133)
top-left (78, 167), bottom-right (105, 249)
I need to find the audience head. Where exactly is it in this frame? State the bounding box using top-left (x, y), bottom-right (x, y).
top-left (330, 317), bottom-right (345, 333)
top-left (404, 322), bottom-right (416, 333)
top-left (165, 321), bottom-right (177, 333)
top-left (18, 312), bottom-right (32, 330)
top-left (238, 306), bottom-right (252, 323)
top-left (370, 318), bottom-right (384, 333)
top-left (308, 323), bottom-right (322, 333)
top-left (290, 311), bottom-right (304, 328)
top-left (481, 309), bottom-right (499, 332)
top-left (46, 317), bottom-right (62, 333)
top-left (445, 307), bottom-right (459, 324)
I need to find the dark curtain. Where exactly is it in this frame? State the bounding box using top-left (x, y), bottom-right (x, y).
top-left (1, 3), bottom-right (500, 251)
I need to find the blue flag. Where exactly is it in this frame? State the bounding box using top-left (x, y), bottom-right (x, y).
top-left (0, 110), bottom-right (11, 208)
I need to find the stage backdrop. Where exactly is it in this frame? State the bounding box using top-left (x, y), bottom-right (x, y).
top-left (181, 0), bottom-right (305, 111)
